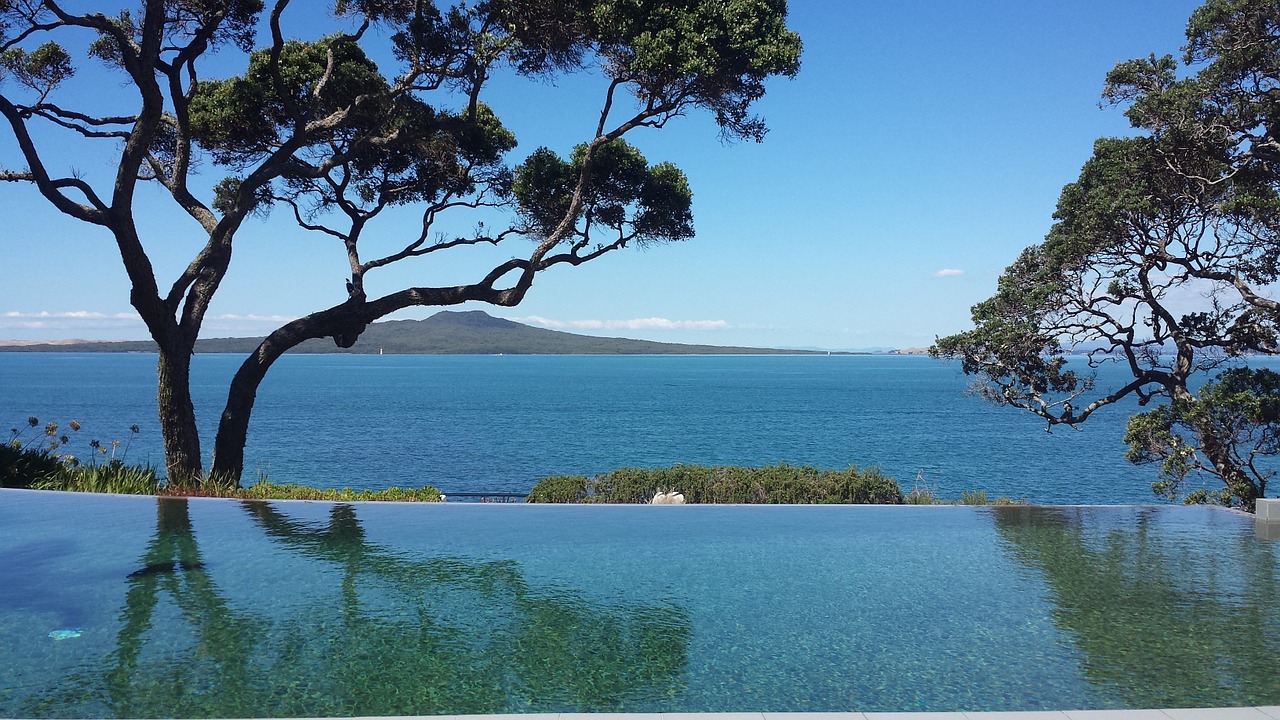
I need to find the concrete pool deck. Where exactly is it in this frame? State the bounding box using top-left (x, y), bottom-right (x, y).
top-left (355, 710), bottom-right (1280, 720)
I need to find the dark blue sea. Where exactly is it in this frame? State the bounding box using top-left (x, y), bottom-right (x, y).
top-left (0, 352), bottom-right (1264, 503)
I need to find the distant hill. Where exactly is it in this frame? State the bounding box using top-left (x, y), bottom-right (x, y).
top-left (0, 310), bottom-right (834, 355)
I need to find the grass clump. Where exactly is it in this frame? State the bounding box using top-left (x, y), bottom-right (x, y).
top-left (960, 489), bottom-right (1026, 506)
top-left (209, 481), bottom-right (442, 502)
top-left (4, 416), bottom-right (441, 501)
top-left (991, 496), bottom-right (1027, 506)
top-left (528, 463), bottom-right (904, 504)
top-left (32, 463), bottom-right (162, 494)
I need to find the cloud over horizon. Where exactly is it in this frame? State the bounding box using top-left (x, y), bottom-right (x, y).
top-left (932, 268), bottom-right (965, 278)
top-left (1, 310), bottom-right (299, 334)
top-left (516, 316), bottom-right (730, 331)
top-left (1, 310), bottom-right (142, 330)
top-left (199, 314), bottom-right (301, 334)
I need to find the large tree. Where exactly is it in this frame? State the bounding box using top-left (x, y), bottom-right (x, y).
top-left (932, 0), bottom-right (1280, 509)
top-left (0, 1), bottom-right (801, 484)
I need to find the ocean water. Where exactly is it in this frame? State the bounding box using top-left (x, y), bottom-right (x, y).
top-left (0, 352), bottom-right (1266, 503)
top-left (1, 491), bottom-right (1277, 717)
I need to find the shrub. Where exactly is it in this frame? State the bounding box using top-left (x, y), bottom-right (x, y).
top-left (529, 464), bottom-right (904, 504)
top-left (586, 466), bottom-right (669, 503)
top-left (829, 466), bottom-right (904, 504)
top-left (728, 463), bottom-right (821, 503)
top-left (0, 440), bottom-right (61, 488)
top-left (526, 474), bottom-right (590, 503)
top-left (960, 490), bottom-right (989, 505)
top-left (3, 416), bottom-right (78, 488)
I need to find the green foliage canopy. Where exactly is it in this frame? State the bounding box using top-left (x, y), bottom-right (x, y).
top-left (0, 0), bottom-right (800, 483)
top-left (1125, 367), bottom-right (1280, 505)
top-left (513, 139), bottom-right (693, 245)
top-left (932, 0), bottom-right (1280, 509)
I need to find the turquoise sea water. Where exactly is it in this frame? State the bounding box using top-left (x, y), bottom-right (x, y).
top-left (2, 352), bottom-right (1269, 502)
top-left (1, 491), bottom-right (1277, 716)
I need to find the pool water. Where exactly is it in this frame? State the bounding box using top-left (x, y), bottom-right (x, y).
top-left (1, 490), bottom-right (1277, 717)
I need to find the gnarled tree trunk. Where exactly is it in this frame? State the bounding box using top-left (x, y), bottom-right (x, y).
top-left (156, 344), bottom-right (203, 483)
top-left (210, 303), bottom-right (373, 483)
top-left (210, 285), bottom-right (518, 484)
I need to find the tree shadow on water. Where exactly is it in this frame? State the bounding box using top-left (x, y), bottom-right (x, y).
top-left (27, 498), bottom-right (690, 718)
top-left (991, 506), bottom-right (1280, 709)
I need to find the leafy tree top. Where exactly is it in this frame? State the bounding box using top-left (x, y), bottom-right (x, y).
top-left (0, 0), bottom-right (803, 484)
top-left (933, 0), bottom-right (1280, 508)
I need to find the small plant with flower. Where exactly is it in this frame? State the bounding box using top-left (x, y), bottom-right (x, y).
top-left (1, 417), bottom-right (65, 488)
top-left (3, 416), bottom-right (160, 493)
top-left (905, 470), bottom-right (938, 505)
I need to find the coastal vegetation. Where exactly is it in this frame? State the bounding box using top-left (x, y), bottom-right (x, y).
top-left (0, 1), bottom-right (801, 487)
top-left (6, 425), bottom-right (1017, 505)
top-left (2, 417), bottom-right (441, 500)
top-left (525, 464), bottom-right (1022, 505)
top-left (932, 0), bottom-right (1280, 510)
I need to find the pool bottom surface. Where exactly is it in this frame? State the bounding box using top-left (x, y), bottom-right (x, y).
top-left (1, 492), bottom-right (1277, 718)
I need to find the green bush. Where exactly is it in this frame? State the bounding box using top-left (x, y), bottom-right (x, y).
top-left (589, 465), bottom-right (715, 503)
top-left (526, 474), bottom-right (589, 503)
top-left (528, 463), bottom-right (904, 504)
top-left (0, 439), bottom-right (61, 488)
top-left (960, 490), bottom-right (989, 505)
top-left (719, 464), bottom-right (821, 503)
top-left (830, 466), bottom-right (904, 504)
top-left (3, 416), bottom-right (86, 488)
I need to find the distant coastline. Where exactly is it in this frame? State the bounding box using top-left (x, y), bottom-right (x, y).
top-left (0, 310), bottom-right (868, 356)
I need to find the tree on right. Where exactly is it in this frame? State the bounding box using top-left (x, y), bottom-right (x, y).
top-left (932, 0), bottom-right (1280, 510)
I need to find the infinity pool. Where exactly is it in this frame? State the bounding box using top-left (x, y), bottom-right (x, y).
top-left (1, 490), bottom-right (1277, 717)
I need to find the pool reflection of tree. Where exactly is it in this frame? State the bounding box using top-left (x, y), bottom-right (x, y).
top-left (43, 498), bottom-right (690, 718)
top-left (991, 506), bottom-right (1280, 709)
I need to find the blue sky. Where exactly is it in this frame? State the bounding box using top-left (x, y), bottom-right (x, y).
top-left (0, 1), bottom-right (1204, 350)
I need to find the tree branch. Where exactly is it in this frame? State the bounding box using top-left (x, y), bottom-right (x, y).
top-left (0, 95), bottom-right (110, 222)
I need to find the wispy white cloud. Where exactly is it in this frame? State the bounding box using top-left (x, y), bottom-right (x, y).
top-left (209, 313), bottom-right (297, 323)
top-left (3, 311), bottom-right (137, 320)
top-left (198, 313), bottom-right (300, 334)
top-left (517, 316), bottom-right (730, 331)
top-left (0, 310), bottom-right (299, 334)
top-left (932, 268), bottom-right (965, 278)
top-left (0, 310), bottom-right (142, 330)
